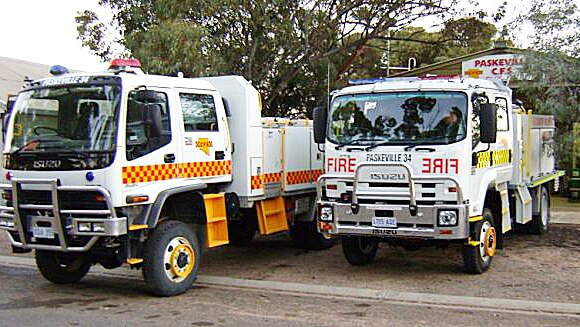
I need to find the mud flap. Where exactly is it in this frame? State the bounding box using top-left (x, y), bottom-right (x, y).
top-left (497, 185), bottom-right (512, 234)
top-left (256, 196), bottom-right (289, 235)
top-left (515, 185), bottom-right (532, 224)
top-left (203, 194), bottom-right (229, 248)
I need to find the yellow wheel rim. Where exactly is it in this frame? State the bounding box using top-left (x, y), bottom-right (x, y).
top-left (484, 226), bottom-right (497, 257)
top-left (169, 243), bottom-right (195, 278)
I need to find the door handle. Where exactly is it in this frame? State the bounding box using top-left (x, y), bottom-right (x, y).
top-left (164, 153), bottom-right (176, 163)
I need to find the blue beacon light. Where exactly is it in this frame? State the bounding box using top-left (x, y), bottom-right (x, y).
top-left (86, 172), bottom-right (95, 182)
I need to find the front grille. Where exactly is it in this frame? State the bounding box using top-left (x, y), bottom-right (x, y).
top-left (338, 181), bottom-right (460, 206)
top-left (0, 179), bottom-right (117, 250)
top-left (13, 190), bottom-right (108, 210)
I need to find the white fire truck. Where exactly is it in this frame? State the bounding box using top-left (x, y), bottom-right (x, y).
top-left (313, 76), bottom-right (564, 273)
top-left (0, 59), bottom-right (330, 296)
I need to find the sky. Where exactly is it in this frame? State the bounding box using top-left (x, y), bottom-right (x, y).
top-left (0, 0), bottom-right (541, 72)
top-left (0, 0), bottom-right (109, 71)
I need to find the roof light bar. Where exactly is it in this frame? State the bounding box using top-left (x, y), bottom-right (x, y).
top-left (347, 77), bottom-right (420, 85)
top-left (109, 58), bottom-right (142, 69)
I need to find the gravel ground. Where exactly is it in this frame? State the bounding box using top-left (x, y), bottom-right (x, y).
top-left (2, 214), bottom-right (579, 304)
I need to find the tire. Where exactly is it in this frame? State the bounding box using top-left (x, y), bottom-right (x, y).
top-left (342, 236), bottom-right (379, 266)
top-left (142, 220), bottom-right (201, 296)
top-left (529, 186), bottom-right (550, 235)
top-left (35, 250), bottom-right (91, 284)
top-left (290, 219), bottom-right (335, 250)
top-left (462, 209), bottom-right (496, 274)
top-left (227, 208), bottom-right (257, 245)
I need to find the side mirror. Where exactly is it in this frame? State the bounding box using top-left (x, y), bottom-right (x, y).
top-left (479, 103), bottom-right (497, 143)
top-left (135, 90), bottom-right (159, 103)
top-left (6, 95), bottom-right (17, 112)
top-left (142, 104), bottom-right (162, 138)
top-left (313, 106), bottom-right (327, 144)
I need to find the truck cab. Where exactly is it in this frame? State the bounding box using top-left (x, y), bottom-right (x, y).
top-left (314, 77), bottom-right (562, 272)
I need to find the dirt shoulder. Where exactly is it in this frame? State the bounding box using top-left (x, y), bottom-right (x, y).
top-left (1, 213), bottom-right (579, 304)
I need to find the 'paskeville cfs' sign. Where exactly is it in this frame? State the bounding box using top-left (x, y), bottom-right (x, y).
top-left (462, 54), bottom-right (525, 81)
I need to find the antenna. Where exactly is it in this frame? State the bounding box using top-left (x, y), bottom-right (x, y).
top-left (327, 63), bottom-right (330, 108)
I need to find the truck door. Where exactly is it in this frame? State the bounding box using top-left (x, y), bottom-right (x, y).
top-left (124, 88), bottom-right (180, 186)
top-left (175, 89), bottom-right (232, 182)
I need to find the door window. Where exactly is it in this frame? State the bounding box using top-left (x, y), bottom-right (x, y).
top-left (126, 90), bottom-right (171, 160)
top-left (495, 97), bottom-right (509, 131)
top-left (179, 93), bottom-right (219, 132)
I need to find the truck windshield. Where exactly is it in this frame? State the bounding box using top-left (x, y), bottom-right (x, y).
top-left (328, 91), bottom-right (467, 146)
top-left (5, 83), bottom-right (121, 170)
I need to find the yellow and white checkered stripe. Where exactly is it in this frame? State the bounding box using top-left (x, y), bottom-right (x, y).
top-left (493, 149), bottom-right (511, 165)
top-left (474, 149), bottom-right (511, 168)
top-left (122, 160), bottom-right (231, 184)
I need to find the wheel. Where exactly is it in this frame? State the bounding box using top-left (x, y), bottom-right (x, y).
top-left (227, 208), bottom-right (257, 245)
top-left (35, 250), bottom-right (91, 284)
top-left (341, 236), bottom-right (379, 266)
top-left (290, 218), bottom-right (335, 250)
top-left (529, 186), bottom-right (550, 235)
top-left (462, 209), bottom-right (496, 274)
top-left (142, 220), bottom-right (201, 296)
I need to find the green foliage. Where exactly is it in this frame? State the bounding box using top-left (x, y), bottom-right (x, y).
top-left (75, 1), bottom-right (503, 117)
top-left (510, 0), bottom-right (580, 174)
top-left (77, 0), bottom-right (460, 117)
top-left (344, 17), bottom-right (497, 79)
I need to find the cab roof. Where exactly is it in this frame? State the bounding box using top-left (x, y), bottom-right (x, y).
top-left (26, 70), bottom-right (218, 93)
top-left (334, 77), bottom-right (511, 96)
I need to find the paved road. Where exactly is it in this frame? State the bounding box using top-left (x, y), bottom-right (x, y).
top-left (0, 209), bottom-right (578, 326)
top-left (0, 259), bottom-right (579, 327)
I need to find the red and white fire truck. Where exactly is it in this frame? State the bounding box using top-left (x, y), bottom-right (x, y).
top-left (313, 76), bottom-right (563, 273)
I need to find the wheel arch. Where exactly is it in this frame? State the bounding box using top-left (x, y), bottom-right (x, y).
top-left (147, 184), bottom-right (208, 228)
top-left (484, 189), bottom-right (502, 230)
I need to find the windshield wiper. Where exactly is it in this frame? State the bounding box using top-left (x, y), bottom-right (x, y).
top-left (363, 140), bottom-right (407, 151)
top-left (11, 139), bottom-right (63, 156)
top-left (61, 149), bottom-right (115, 157)
top-left (403, 135), bottom-right (463, 151)
top-left (403, 144), bottom-right (436, 152)
top-left (335, 139), bottom-right (374, 150)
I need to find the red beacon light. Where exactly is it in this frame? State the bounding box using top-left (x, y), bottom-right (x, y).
top-left (108, 58), bottom-right (144, 74)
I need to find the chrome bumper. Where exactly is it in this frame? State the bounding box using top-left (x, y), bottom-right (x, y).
top-left (0, 178), bottom-right (127, 252)
top-left (316, 163), bottom-right (469, 240)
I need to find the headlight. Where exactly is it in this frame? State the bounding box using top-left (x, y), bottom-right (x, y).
top-left (319, 207), bottom-right (334, 222)
top-left (92, 223), bottom-right (105, 232)
top-left (438, 210), bottom-right (458, 226)
top-left (78, 222), bottom-right (91, 232)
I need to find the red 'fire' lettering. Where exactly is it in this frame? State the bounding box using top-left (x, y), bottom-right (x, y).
top-left (421, 158), bottom-right (459, 174)
top-left (326, 157), bottom-right (356, 173)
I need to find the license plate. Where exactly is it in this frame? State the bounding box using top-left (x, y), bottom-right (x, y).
top-left (372, 217), bottom-right (397, 228)
top-left (33, 227), bottom-right (55, 239)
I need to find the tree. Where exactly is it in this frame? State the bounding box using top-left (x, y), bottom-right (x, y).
top-left (77, 0), bottom-right (457, 117)
top-left (510, 0), bottom-right (580, 176)
top-left (340, 17), bottom-right (497, 80)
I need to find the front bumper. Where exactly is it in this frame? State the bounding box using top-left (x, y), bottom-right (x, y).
top-left (0, 178), bottom-right (127, 252)
top-left (317, 201), bottom-right (468, 239)
top-left (316, 163), bottom-right (469, 240)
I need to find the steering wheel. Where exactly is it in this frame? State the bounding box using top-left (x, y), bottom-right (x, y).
top-left (33, 126), bottom-right (59, 136)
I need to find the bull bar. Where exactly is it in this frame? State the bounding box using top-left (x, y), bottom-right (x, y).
top-left (0, 178), bottom-right (127, 252)
top-left (316, 163), bottom-right (469, 240)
